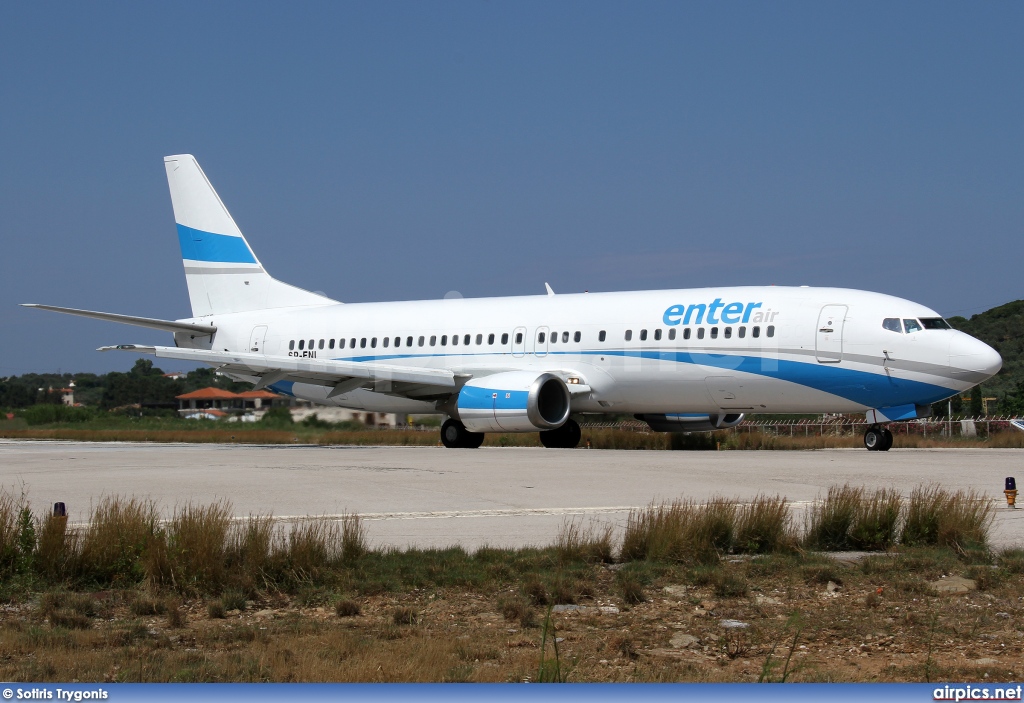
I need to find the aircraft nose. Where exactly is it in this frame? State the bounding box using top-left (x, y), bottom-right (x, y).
top-left (949, 333), bottom-right (1002, 378)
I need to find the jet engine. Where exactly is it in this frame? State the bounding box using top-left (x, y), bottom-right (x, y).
top-left (636, 413), bottom-right (745, 433)
top-left (457, 371), bottom-right (571, 433)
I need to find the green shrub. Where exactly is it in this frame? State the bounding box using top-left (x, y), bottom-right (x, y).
top-left (22, 404), bottom-right (94, 425)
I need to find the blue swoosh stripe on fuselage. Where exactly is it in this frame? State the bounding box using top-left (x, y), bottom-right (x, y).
top-left (301, 348), bottom-right (953, 409)
top-left (177, 224), bottom-right (257, 264)
top-left (458, 386), bottom-right (529, 410)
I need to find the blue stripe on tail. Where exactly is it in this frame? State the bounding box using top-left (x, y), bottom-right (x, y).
top-left (177, 224), bottom-right (257, 264)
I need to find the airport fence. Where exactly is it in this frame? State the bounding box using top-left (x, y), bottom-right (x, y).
top-left (580, 415), bottom-right (1024, 438)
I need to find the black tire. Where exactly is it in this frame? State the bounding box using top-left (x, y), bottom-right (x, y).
top-left (463, 430), bottom-right (485, 448)
top-left (880, 428), bottom-right (893, 451)
top-left (539, 419), bottom-right (581, 449)
top-left (864, 427), bottom-right (883, 451)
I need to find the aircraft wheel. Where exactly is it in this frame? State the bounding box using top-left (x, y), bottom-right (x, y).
top-left (539, 419), bottom-right (581, 449)
top-left (864, 427), bottom-right (884, 451)
top-left (880, 428), bottom-right (894, 451)
top-left (441, 419), bottom-right (482, 448)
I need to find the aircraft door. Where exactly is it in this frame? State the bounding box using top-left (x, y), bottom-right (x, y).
top-left (534, 326), bottom-right (549, 357)
top-left (249, 326), bottom-right (268, 354)
top-left (511, 327), bottom-right (527, 357)
top-left (815, 305), bottom-right (847, 363)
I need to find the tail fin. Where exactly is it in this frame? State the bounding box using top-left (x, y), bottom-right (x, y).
top-left (164, 155), bottom-right (336, 317)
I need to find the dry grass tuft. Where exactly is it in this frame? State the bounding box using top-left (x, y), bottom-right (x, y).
top-left (805, 484), bottom-right (862, 550)
top-left (335, 598), bottom-right (361, 617)
top-left (287, 517), bottom-right (342, 574)
top-left (850, 488), bottom-right (902, 550)
top-left (555, 518), bottom-right (615, 564)
top-left (621, 497), bottom-right (737, 564)
top-left (392, 606), bottom-right (417, 625)
top-left (901, 486), bottom-right (994, 551)
top-left (734, 495), bottom-right (795, 554)
top-left (79, 497), bottom-right (158, 585)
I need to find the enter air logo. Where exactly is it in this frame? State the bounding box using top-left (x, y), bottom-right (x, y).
top-left (662, 298), bottom-right (779, 326)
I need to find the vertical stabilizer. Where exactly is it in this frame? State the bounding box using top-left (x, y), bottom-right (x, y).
top-left (164, 155), bottom-right (336, 317)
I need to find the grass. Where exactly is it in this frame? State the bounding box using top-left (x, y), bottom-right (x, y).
top-left (901, 486), bottom-right (994, 551)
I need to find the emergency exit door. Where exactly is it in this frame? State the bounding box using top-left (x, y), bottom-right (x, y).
top-left (249, 326), bottom-right (268, 354)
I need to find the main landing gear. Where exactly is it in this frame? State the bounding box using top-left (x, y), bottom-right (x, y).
top-left (864, 425), bottom-right (893, 452)
top-left (539, 419), bottom-right (582, 449)
top-left (440, 419), bottom-right (485, 449)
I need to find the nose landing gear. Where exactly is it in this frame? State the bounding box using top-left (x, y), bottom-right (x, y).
top-left (864, 425), bottom-right (893, 451)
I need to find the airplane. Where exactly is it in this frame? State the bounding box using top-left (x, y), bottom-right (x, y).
top-left (23, 155), bottom-right (1002, 451)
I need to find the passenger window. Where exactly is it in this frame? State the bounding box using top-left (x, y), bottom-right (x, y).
top-left (308, 339), bottom-right (314, 349)
top-left (501, 333), bottom-right (508, 345)
top-left (488, 333), bottom-right (495, 344)
top-left (752, 326), bottom-right (760, 338)
top-left (319, 339), bottom-right (325, 349)
top-left (683, 328), bottom-right (691, 340)
top-left (298, 339), bottom-right (305, 350)
top-left (724, 327), bottom-right (732, 339)
top-left (625, 330), bottom-right (632, 341)
top-left (451, 335), bottom-right (458, 346)
top-left (329, 339), bottom-right (335, 349)
top-left (738, 327), bottom-right (746, 338)
top-left (289, 340), bottom-right (295, 350)
top-left (574, 331), bottom-right (581, 342)
top-left (697, 328), bottom-right (705, 339)
top-left (767, 326), bottom-right (775, 338)
top-left (599, 330), bottom-right (606, 342)
top-left (550, 332), bottom-right (557, 344)
top-left (394, 337), bottom-right (400, 347)
top-left (668, 329), bottom-right (676, 340)
top-left (360, 338), bottom-right (367, 348)
top-left (418, 336), bottom-right (425, 347)
top-left (339, 338), bottom-right (346, 349)
top-left (441, 335), bottom-right (448, 346)
top-left (640, 329), bottom-right (648, 341)
top-left (383, 337), bottom-right (389, 348)
top-left (710, 327), bottom-right (718, 339)
top-left (903, 319), bottom-right (922, 333)
top-left (464, 334), bottom-right (470, 345)
top-left (515, 332), bottom-right (523, 344)
top-left (538, 332), bottom-right (546, 343)
top-left (350, 338), bottom-right (356, 349)
top-left (882, 318), bottom-right (903, 333)
top-left (562, 331), bottom-right (569, 343)
top-left (407, 336), bottom-right (413, 346)
top-left (654, 329), bottom-right (662, 341)
top-left (430, 335), bottom-right (436, 346)
top-left (371, 337), bottom-right (377, 348)
top-left (476, 334), bottom-right (483, 345)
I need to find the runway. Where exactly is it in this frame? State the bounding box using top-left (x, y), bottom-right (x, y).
top-left (1, 441), bottom-right (1021, 550)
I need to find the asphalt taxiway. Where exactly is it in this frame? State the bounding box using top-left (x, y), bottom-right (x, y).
top-left (0, 441), bottom-right (1020, 549)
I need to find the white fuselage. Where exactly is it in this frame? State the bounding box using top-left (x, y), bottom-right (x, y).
top-left (176, 285), bottom-right (1000, 417)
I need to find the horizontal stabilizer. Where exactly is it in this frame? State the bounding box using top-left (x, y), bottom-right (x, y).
top-left (21, 304), bottom-right (216, 335)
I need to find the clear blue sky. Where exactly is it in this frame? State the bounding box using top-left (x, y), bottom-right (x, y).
top-left (2, 2), bottom-right (1021, 374)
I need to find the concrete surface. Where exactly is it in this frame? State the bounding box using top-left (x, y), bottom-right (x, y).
top-left (0, 441), bottom-right (1021, 550)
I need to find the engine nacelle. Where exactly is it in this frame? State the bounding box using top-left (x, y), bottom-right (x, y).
top-left (457, 371), bottom-right (571, 433)
top-left (636, 413), bottom-right (745, 433)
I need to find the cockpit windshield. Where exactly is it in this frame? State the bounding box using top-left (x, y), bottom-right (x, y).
top-left (882, 317), bottom-right (951, 333)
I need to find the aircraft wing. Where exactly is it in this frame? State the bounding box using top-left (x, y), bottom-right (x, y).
top-left (99, 345), bottom-right (459, 400)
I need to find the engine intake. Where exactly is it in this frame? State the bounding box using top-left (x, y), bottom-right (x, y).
top-left (457, 371), bottom-right (571, 433)
top-left (636, 413), bottom-right (745, 433)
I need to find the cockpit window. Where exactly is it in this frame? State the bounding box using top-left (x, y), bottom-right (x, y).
top-left (882, 318), bottom-right (903, 333)
top-left (903, 319), bottom-right (923, 333)
top-left (920, 317), bottom-right (951, 330)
